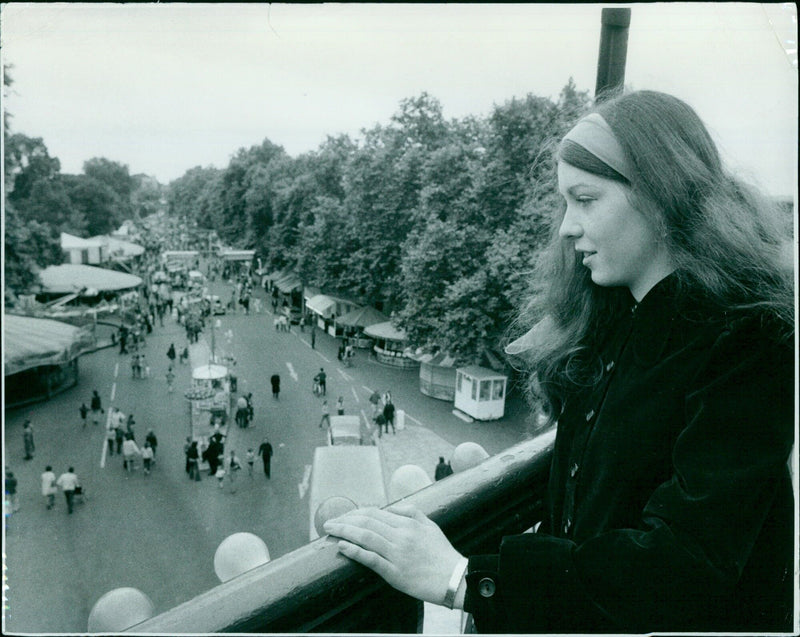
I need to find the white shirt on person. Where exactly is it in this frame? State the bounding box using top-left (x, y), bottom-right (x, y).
top-left (41, 471), bottom-right (57, 496)
top-left (56, 472), bottom-right (79, 492)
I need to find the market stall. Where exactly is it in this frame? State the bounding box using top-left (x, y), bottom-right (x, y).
top-left (334, 305), bottom-right (387, 346)
top-left (185, 363), bottom-right (232, 442)
top-left (363, 321), bottom-right (417, 369)
top-left (414, 350), bottom-right (458, 401)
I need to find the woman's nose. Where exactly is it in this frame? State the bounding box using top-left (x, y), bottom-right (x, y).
top-left (558, 207), bottom-right (582, 239)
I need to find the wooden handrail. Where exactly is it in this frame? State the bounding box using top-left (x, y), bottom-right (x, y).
top-left (130, 428), bottom-right (556, 633)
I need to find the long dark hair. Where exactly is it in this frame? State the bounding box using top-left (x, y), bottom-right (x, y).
top-left (514, 90), bottom-right (794, 419)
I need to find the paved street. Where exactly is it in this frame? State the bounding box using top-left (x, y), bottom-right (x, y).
top-left (4, 282), bottom-right (536, 633)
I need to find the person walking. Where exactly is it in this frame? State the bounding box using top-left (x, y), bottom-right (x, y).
top-left (79, 403), bottom-right (89, 429)
top-left (122, 434), bottom-right (141, 473)
top-left (336, 396), bottom-right (345, 416)
top-left (310, 323), bottom-right (316, 349)
top-left (167, 343), bottom-right (176, 365)
top-left (56, 466), bottom-right (79, 514)
top-left (226, 450), bottom-right (242, 492)
top-left (270, 374), bottom-right (281, 400)
top-left (383, 399), bottom-right (396, 435)
top-left (187, 441), bottom-right (201, 481)
top-left (319, 400), bottom-right (331, 429)
top-left (126, 414), bottom-right (136, 439)
top-left (369, 390), bottom-right (382, 419)
top-left (235, 395), bottom-right (248, 429)
top-left (257, 439), bottom-right (273, 479)
top-left (90, 390), bottom-right (104, 425)
top-left (246, 448), bottom-right (255, 478)
top-left (183, 437), bottom-right (193, 474)
top-left (131, 353), bottom-right (140, 379)
top-left (105, 420), bottom-right (117, 457)
top-left (41, 465), bottom-right (57, 510)
top-left (315, 368), bottom-right (326, 396)
top-left (23, 420), bottom-right (35, 460)
top-left (114, 419), bottom-right (125, 455)
top-left (245, 392), bottom-right (254, 426)
top-left (141, 442), bottom-right (154, 476)
top-left (5, 470), bottom-right (19, 513)
top-left (145, 429), bottom-right (158, 459)
top-left (204, 438), bottom-right (223, 477)
top-left (166, 366), bottom-right (176, 393)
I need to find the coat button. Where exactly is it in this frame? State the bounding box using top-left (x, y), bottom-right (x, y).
top-left (605, 360), bottom-right (615, 372)
top-left (570, 463), bottom-right (579, 478)
top-left (563, 518), bottom-right (572, 534)
top-left (478, 577), bottom-right (496, 598)
top-left (585, 409), bottom-right (595, 421)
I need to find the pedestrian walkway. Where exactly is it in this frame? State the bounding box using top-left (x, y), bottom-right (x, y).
top-left (376, 424), bottom-right (455, 483)
top-left (188, 339), bottom-right (211, 369)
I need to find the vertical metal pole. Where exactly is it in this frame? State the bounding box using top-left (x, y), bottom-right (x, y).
top-left (595, 8), bottom-right (631, 100)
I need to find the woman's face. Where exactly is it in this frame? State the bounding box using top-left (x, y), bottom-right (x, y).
top-left (557, 161), bottom-right (674, 301)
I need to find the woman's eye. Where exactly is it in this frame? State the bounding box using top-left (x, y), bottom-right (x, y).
top-left (575, 196), bottom-right (594, 205)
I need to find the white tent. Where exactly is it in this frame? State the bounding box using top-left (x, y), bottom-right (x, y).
top-left (37, 264), bottom-right (143, 294)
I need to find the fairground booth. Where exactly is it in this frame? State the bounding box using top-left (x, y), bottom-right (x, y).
top-left (363, 321), bottom-right (416, 369)
top-left (413, 350), bottom-right (458, 401)
top-left (305, 294), bottom-right (360, 337)
top-left (4, 314), bottom-right (96, 408)
top-left (35, 264), bottom-right (143, 303)
top-left (334, 306), bottom-right (388, 347)
top-left (453, 365), bottom-right (508, 421)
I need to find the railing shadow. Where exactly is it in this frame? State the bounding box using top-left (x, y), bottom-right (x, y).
top-left (130, 428), bottom-right (556, 633)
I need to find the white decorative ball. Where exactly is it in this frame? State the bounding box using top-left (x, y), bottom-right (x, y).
top-left (213, 532), bottom-right (270, 582)
top-left (388, 464), bottom-right (432, 501)
top-left (87, 587), bottom-right (155, 632)
top-left (451, 442), bottom-right (489, 473)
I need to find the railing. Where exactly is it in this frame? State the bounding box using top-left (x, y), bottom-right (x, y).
top-left (131, 428), bottom-right (556, 633)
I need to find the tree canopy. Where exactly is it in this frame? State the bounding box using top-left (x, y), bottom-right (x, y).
top-left (166, 80), bottom-right (591, 364)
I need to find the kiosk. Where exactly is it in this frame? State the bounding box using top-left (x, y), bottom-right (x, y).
top-left (186, 363), bottom-right (232, 445)
top-left (453, 365), bottom-right (507, 421)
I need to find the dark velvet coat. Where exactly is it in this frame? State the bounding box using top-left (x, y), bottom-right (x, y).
top-left (464, 276), bottom-right (795, 633)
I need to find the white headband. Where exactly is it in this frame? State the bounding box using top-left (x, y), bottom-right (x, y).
top-left (561, 113), bottom-right (632, 181)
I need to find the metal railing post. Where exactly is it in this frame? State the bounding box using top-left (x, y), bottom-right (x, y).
top-left (595, 8), bottom-right (631, 100)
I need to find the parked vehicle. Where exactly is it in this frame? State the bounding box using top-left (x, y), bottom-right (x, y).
top-left (328, 415), bottom-right (366, 446)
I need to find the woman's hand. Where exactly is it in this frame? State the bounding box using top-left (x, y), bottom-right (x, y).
top-left (323, 504), bottom-right (464, 605)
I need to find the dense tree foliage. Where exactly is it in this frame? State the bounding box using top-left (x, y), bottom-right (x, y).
top-left (4, 65), bottom-right (166, 300)
top-left (167, 80), bottom-right (591, 364)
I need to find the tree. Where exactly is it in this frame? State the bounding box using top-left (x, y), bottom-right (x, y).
top-left (397, 219), bottom-right (490, 348)
top-left (5, 133), bottom-right (61, 203)
top-left (131, 174), bottom-right (164, 219)
top-left (4, 202), bottom-right (62, 301)
top-left (83, 157), bottom-right (135, 201)
top-left (62, 174), bottom-right (121, 236)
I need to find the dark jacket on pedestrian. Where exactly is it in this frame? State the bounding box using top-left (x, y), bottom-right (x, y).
top-left (434, 458), bottom-right (453, 481)
top-left (464, 276), bottom-right (794, 634)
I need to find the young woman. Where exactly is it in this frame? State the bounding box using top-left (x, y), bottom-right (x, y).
top-left (324, 90), bottom-right (795, 633)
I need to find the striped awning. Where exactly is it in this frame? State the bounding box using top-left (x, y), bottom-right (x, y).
top-left (274, 272), bottom-right (302, 293)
